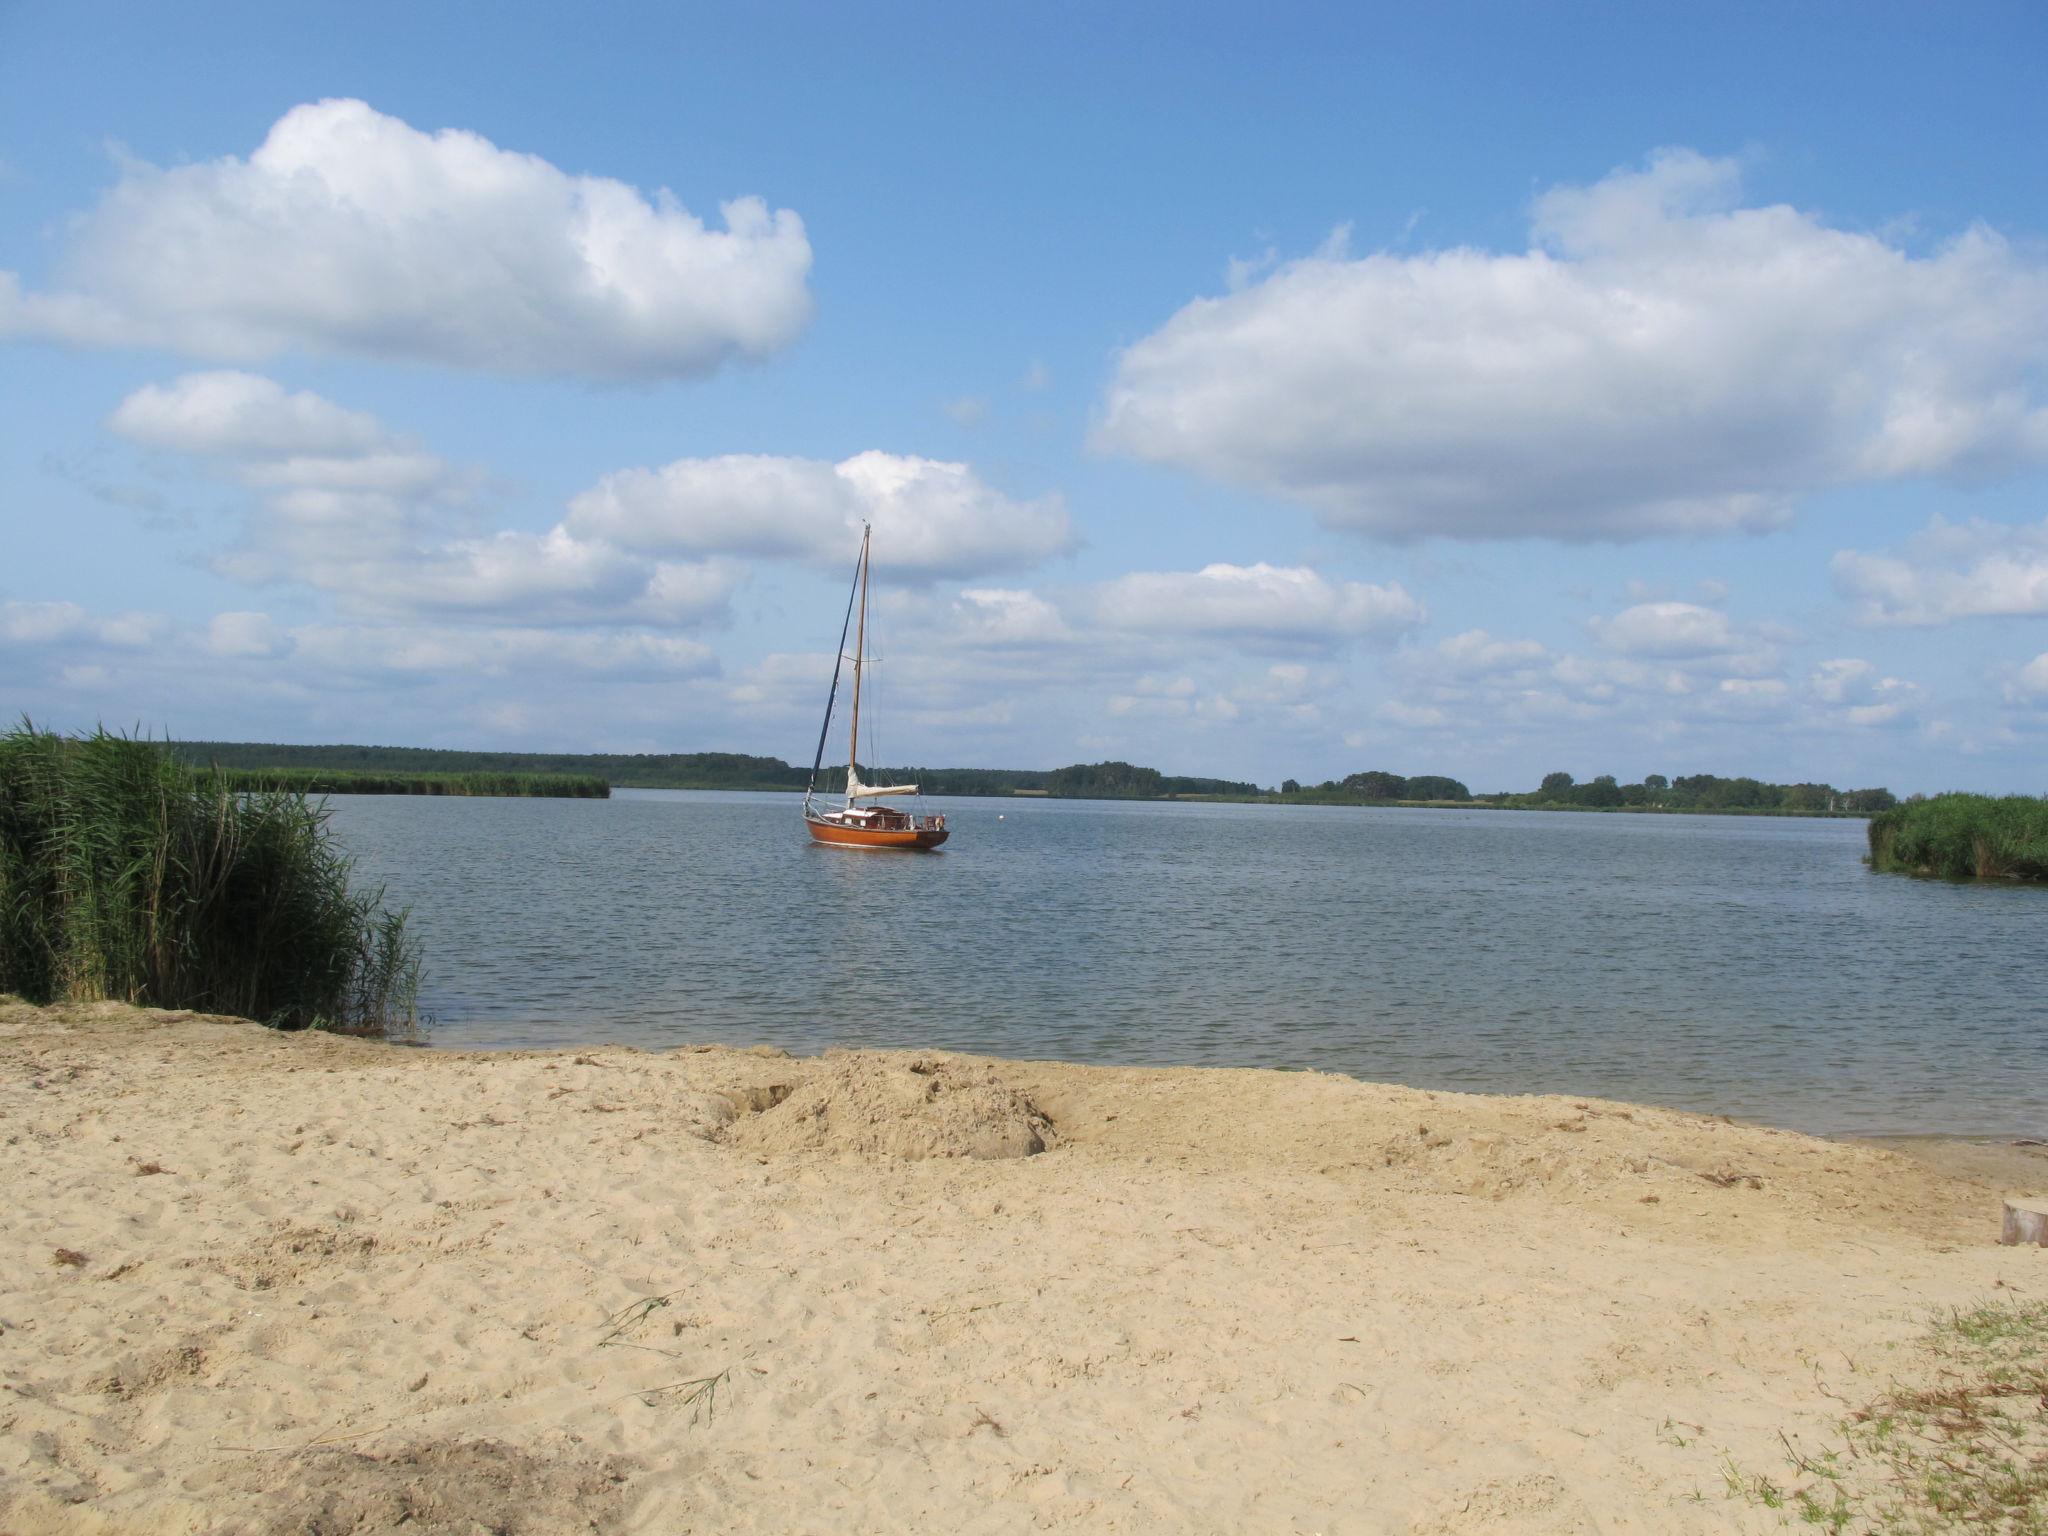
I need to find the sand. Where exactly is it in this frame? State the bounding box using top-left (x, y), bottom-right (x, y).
top-left (2, 1000), bottom-right (2043, 1535)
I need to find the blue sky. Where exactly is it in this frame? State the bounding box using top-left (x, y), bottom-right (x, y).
top-left (4, 1), bottom-right (2046, 791)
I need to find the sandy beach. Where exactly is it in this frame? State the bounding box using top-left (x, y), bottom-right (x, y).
top-left (2, 1000), bottom-right (2042, 1535)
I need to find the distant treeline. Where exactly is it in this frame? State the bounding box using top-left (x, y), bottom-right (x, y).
top-left (1276, 769), bottom-right (1896, 815)
top-left (173, 744), bottom-right (1256, 799)
top-left (1496, 771), bottom-right (1895, 815)
top-left (173, 743), bottom-right (1899, 816)
top-left (215, 767), bottom-right (610, 799)
top-left (1868, 793), bottom-right (2048, 880)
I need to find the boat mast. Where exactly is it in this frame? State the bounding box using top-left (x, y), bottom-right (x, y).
top-left (805, 537), bottom-right (863, 813)
top-left (844, 524), bottom-right (870, 807)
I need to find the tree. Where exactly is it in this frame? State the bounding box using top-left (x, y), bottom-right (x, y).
top-left (1047, 761), bottom-right (1164, 798)
top-left (1573, 775), bottom-right (1623, 807)
top-left (1843, 787), bottom-right (1897, 813)
top-left (1643, 773), bottom-right (1668, 792)
top-left (1342, 770), bottom-right (1408, 799)
top-left (1538, 771), bottom-right (1575, 798)
top-left (1403, 775), bottom-right (1471, 801)
top-left (1780, 783), bottom-right (1831, 814)
top-left (1280, 778), bottom-right (1301, 795)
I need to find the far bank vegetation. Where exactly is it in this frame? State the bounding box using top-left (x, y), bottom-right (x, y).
top-left (216, 767), bottom-right (610, 798)
top-left (1278, 769), bottom-right (1894, 816)
top-left (174, 742), bottom-right (1900, 815)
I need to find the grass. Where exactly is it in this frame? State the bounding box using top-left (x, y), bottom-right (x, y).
top-left (1723, 1298), bottom-right (2048, 1533)
top-left (0, 724), bottom-right (418, 1034)
top-left (1867, 795), bottom-right (2048, 882)
top-left (216, 768), bottom-right (610, 798)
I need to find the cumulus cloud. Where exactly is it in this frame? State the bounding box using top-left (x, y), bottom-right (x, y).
top-left (2010, 652), bottom-right (2048, 702)
top-left (942, 588), bottom-right (1074, 647)
top-left (1, 600), bottom-right (161, 649)
top-left (566, 450), bottom-right (1072, 579)
top-left (1097, 149), bottom-right (2048, 540)
top-left (1594, 601), bottom-right (1740, 659)
top-left (106, 371), bottom-right (736, 627)
top-left (3, 99), bottom-right (812, 379)
top-left (1808, 658), bottom-right (1921, 727)
top-left (1388, 601), bottom-right (1823, 739)
top-left (1, 601), bottom-right (90, 645)
top-left (206, 611), bottom-right (291, 659)
top-left (109, 371), bottom-right (386, 459)
top-left (289, 624), bottom-right (717, 679)
top-left (1428, 629), bottom-right (1551, 677)
top-left (1591, 601), bottom-right (1782, 677)
top-left (1833, 515), bottom-right (2048, 625)
top-left (1091, 562), bottom-right (1423, 643)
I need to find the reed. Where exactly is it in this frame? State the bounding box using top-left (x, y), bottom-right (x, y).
top-left (0, 725), bottom-right (419, 1033)
top-left (215, 768), bottom-right (610, 798)
top-left (1866, 793), bottom-right (2048, 881)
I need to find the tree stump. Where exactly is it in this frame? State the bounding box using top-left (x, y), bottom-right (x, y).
top-left (2001, 1197), bottom-right (2048, 1247)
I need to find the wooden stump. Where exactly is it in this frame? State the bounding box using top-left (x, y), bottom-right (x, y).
top-left (2001, 1197), bottom-right (2048, 1247)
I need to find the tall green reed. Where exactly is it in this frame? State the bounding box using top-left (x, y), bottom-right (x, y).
top-left (0, 724), bottom-right (419, 1033)
top-left (1867, 792), bottom-right (2048, 881)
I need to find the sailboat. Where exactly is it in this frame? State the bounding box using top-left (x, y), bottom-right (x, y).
top-left (803, 524), bottom-right (950, 850)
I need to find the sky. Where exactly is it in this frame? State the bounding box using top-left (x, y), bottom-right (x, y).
top-left (3, 1), bottom-right (2046, 793)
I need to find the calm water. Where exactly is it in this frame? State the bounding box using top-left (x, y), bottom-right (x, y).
top-left (325, 792), bottom-right (2046, 1137)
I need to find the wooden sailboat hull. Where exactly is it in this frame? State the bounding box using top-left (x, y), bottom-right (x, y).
top-left (805, 816), bottom-right (949, 851)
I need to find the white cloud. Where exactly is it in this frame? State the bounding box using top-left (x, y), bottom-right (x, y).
top-left (1428, 629), bottom-right (1551, 676)
top-left (1, 600), bottom-right (161, 650)
top-left (1805, 658), bottom-right (1921, 728)
top-left (3, 99), bottom-right (812, 379)
top-left (1091, 562), bottom-right (1423, 643)
top-left (1378, 699), bottom-right (1450, 729)
top-left (566, 450), bottom-right (1073, 579)
top-left (1388, 611), bottom-right (1806, 739)
top-left (2011, 653), bottom-right (2048, 702)
top-left (106, 371), bottom-right (736, 628)
top-left (1594, 601), bottom-right (1740, 659)
top-left (206, 611), bottom-right (290, 658)
top-left (944, 588), bottom-right (1074, 647)
top-left (1591, 600), bottom-right (1784, 679)
top-left (2, 601), bottom-right (89, 644)
top-left (1833, 515), bottom-right (2048, 625)
top-left (1098, 149), bottom-right (2048, 540)
top-left (290, 624), bottom-right (718, 679)
top-left (108, 371), bottom-right (385, 459)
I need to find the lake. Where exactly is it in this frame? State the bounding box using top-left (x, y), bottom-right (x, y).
top-left (325, 791), bottom-right (2046, 1138)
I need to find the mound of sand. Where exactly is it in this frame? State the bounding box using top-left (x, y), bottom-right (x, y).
top-left (726, 1051), bottom-right (1053, 1160)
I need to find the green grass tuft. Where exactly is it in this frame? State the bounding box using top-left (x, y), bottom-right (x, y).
top-left (1723, 1298), bottom-right (2048, 1533)
top-left (0, 723), bottom-right (419, 1035)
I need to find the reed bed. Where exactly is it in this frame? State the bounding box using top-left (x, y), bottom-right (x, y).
top-left (216, 768), bottom-right (610, 798)
top-left (1866, 793), bottom-right (2048, 881)
top-left (0, 726), bottom-right (419, 1033)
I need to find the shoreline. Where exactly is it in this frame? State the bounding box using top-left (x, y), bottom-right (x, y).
top-left (5, 998), bottom-right (2044, 1533)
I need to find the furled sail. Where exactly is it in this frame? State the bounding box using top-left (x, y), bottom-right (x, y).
top-left (846, 769), bottom-right (919, 800)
